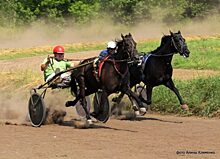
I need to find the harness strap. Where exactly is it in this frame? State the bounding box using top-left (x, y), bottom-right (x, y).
top-left (171, 37), bottom-right (181, 53)
top-left (98, 56), bottom-right (110, 77)
top-left (112, 60), bottom-right (129, 79)
top-left (97, 56), bottom-right (129, 79)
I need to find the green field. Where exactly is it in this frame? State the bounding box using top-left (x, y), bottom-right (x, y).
top-left (151, 76), bottom-right (220, 117)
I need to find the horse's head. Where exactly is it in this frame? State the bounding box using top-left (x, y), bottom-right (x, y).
top-left (116, 33), bottom-right (138, 60)
top-left (170, 31), bottom-right (190, 58)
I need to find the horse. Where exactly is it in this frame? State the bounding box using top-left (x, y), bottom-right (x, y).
top-left (113, 31), bottom-right (190, 112)
top-left (66, 33), bottom-right (147, 124)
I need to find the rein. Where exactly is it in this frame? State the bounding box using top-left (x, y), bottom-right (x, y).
top-left (65, 58), bottom-right (86, 61)
top-left (149, 53), bottom-right (174, 57)
top-left (106, 59), bottom-right (131, 62)
top-left (37, 61), bottom-right (93, 89)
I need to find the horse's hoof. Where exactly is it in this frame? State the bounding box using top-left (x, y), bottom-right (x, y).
top-left (65, 101), bottom-right (77, 107)
top-left (86, 119), bottom-right (93, 125)
top-left (65, 101), bottom-right (72, 107)
top-left (139, 107), bottom-right (147, 116)
top-left (181, 104), bottom-right (189, 110)
top-left (134, 111), bottom-right (140, 116)
top-left (90, 112), bottom-right (98, 118)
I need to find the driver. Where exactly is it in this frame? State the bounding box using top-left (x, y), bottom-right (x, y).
top-left (40, 45), bottom-right (74, 88)
top-left (93, 41), bottom-right (117, 74)
top-left (99, 41), bottom-right (117, 59)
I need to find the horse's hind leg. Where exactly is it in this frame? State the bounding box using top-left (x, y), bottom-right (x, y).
top-left (164, 79), bottom-right (188, 110)
top-left (65, 96), bottom-right (80, 107)
top-left (145, 85), bottom-right (153, 105)
top-left (124, 89), bottom-right (147, 116)
top-left (66, 79), bottom-right (80, 107)
top-left (78, 76), bottom-right (92, 124)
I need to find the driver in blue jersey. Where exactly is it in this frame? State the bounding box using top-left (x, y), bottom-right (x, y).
top-left (93, 41), bottom-right (117, 74)
top-left (99, 41), bottom-right (117, 59)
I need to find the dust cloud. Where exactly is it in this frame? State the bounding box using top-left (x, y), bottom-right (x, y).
top-left (0, 16), bottom-right (219, 49)
top-left (0, 93), bottom-right (28, 124)
top-left (0, 89), bottom-right (79, 126)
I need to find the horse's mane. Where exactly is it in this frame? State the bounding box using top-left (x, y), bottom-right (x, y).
top-left (111, 39), bottom-right (123, 58)
top-left (150, 35), bottom-right (171, 54)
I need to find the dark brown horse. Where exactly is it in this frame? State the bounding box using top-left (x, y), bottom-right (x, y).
top-left (113, 31), bottom-right (190, 112)
top-left (66, 33), bottom-right (147, 124)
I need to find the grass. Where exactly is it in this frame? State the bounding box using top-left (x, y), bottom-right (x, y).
top-left (0, 70), bottom-right (42, 93)
top-left (150, 76), bottom-right (220, 117)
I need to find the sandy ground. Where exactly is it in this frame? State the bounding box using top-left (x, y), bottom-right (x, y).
top-left (0, 114), bottom-right (219, 159)
top-left (0, 51), bottom-right (220, 159)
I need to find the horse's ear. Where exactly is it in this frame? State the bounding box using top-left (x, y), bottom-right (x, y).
top-left (178, 30), bottom-right (181, 34)
top-left (129, 32), bottom-right (131, 36)
top-left (121, 33), bottom-right (124, 39)
top-left (169, 30), bottom-right (174, 36)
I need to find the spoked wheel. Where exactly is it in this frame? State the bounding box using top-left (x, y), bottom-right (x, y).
top-left (136, 84), bottom-right (148, 107)
top-left (75, 96), bottom-right (91, 118)
top-left (92, 91), bottom-right (110, 123)
top-left (28, 93), bottom-right (46, 127)
top-left (136, 84), bottom-right (147, 99)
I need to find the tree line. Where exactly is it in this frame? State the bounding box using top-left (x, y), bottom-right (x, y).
top-left (0, 0), bottom-right (219, 27)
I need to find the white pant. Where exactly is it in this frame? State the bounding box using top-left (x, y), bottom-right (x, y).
top-left (45, 72), bottom-right (70, 82)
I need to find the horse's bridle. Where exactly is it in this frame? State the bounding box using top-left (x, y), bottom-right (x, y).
top-left (171, 36), bottom-right (186, 56)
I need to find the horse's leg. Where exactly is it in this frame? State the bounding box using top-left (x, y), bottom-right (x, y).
top-left (164, 79), bottom-right (189, 110)
top-left (76, 76), bottom-right (92, 124)
top-left (145, 85), bottom-right (153, 105)
top-left (66, 79), bottom-right (80, 107)
top-left (124, 88), bottom-right (147, 115)
top-left (66, 97), bottom-right (79, 107)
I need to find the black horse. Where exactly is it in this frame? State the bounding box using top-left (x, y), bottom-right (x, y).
top-left (113, 31), bottom-right (190, 111)
top-left (66, 33), bottom-right (147, 124)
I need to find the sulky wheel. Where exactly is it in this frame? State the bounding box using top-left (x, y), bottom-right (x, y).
top-left (28, 93), bottom-right (46, 127)
top-left (75, 96), bottom-right (91, 118)
top-left (136, 84), bottom-right (147, 99)
top-left (92, 91), bottom-right (110, 123)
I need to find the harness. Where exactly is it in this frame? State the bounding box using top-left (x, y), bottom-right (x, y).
top-left (140, 37), bottom-right (181, 71)
top-left (97, 56), bottom-right (129, 79)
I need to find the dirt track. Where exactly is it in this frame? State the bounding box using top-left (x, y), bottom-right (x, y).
top-left (0, 51), bottom-right (220, 159)
top-left (0, 114), bottom-right (219, 159)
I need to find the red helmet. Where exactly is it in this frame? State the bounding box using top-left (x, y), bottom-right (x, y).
top-left (53, 45), bottom-right (64, 54)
